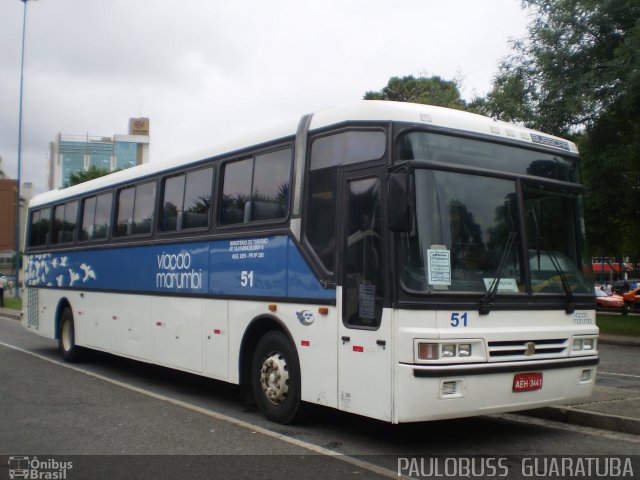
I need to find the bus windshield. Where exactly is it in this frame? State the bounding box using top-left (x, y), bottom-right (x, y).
top-left (398, 168), bottom-right (593, 296)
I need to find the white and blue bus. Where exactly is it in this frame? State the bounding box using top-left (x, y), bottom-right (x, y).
top-left (22, 101), bottom-right (598, 424)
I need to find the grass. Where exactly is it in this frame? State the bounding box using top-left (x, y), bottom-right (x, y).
top-left (596, 312), bottom-right (640, 336)
top-left (2, 297), bottom-right (22, 311)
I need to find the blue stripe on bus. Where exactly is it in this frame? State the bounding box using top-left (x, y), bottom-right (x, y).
top-left (24, 235), bottom-right (335, 300)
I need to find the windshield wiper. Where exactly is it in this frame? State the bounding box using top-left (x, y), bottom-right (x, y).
top-left (479, 231), bottom-right (517, 315)
top-left (544, 247), bottom-right (576, 314)
top-left (529, 209), bottom-right (576, 313)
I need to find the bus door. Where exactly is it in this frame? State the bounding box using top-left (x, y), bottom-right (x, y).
top-left (337, 171), bottom-right (392, 421)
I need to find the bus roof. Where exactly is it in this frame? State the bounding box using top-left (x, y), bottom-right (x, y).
top-left (30, 100), bottom-right (578, 208)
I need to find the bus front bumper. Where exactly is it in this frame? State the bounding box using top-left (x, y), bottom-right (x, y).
top-left (393, 356), bottom-right (598, 423)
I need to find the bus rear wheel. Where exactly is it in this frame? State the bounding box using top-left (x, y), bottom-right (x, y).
top-left (251, 330), bottom-right (304, 424)
top-left (58, 307), bottom-right (83, 363)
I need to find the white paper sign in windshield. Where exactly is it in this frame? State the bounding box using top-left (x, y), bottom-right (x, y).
top-left (427, 249), bottom-right (451, 286)
top-left (482, 277), bottom-right (520, 293)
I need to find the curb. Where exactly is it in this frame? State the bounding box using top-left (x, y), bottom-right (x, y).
top-left (598, 335), bottom-right (640, 348)
top-left (521, 406), bottom-right (640, 436)
top-left (0, 311), bottom-right (20, 321)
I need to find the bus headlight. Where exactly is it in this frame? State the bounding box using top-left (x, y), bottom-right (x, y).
top-left (458, 344), bottom-right (472, 357)
top-left (570, 335), bottom-right (597, 355)
top-left (415, 340), bottom-right (484, 363)
top-left (441, 344), bottom-right (456, 357)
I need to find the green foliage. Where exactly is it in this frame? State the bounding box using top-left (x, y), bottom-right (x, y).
top-left (4, 297), bottom-right (22, 311)
top-left (597, 313), bottom-right (640, 337)
top-left (477, 0), bottom-right (640, 259)
top-left (479, 0), bottom-right (640, 135)
top-left (364, 75), bottom-right (467, 110)
top-left (65, 165), bottom-right (112, 187)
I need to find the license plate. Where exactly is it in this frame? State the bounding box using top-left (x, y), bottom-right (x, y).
top-left (513, 372), bottom-right (543, 392)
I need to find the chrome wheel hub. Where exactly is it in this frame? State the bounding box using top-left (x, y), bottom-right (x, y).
top-left (259, 353), bottom-right (289, 405)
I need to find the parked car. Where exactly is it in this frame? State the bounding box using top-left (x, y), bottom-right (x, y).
top-left (612, 279), bottom-right (640, 295)
top-left (622, 287), bottom-right (640, 309)
top-left (595, 288), bottom-right (628, 315)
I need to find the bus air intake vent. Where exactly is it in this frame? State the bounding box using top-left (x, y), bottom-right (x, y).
top-left (27, 288), bottom-right (39, 329)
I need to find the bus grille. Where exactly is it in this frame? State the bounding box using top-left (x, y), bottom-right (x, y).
top-left (487, 338), bottom-right (568, 361)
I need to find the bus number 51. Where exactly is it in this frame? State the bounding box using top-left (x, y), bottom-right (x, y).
top-left (450, 312), bottom-right (468, 327)
top-left (241, 270), bottom-right (254, 287)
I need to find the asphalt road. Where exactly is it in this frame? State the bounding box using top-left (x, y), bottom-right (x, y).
top-left (596, 342), bottom-right (640, 391)
top-left (0, 316), bottom-right (638, 479)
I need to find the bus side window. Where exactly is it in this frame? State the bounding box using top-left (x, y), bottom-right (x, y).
top-left (51, 205), bottom-right (65, 245)
top-left (62, 201), bottom-right (78, 243)
top-left (80, 197), bottom-right (97, 241)
top-left (115, 187), bottom-right (135, 236)
top-left (305, 130), bottom-right (386, 274)
top-left (30, 209), bottom-right (51, 247)
top-left (219, 148), bottom-right (291, 226)
top-left (29, 210), bottom-right (41, 247)
top-left (31, 208), bottom-right (51, 247)
top-left (161, 174), bottom-right (185, 231)
top-left (161, 167), bottom-right (213, 232)
top-left (115, 182), bottom-right (155, 237)
top-left (251, 149), bottom-right (291, 221)
top-left (94, 192), bottom-right (112, 239)
top-left (221, 158), bottom-right (253, 225)
top-left (80, 192), bottom-right (112, 241)
top-left (132, 182), bottom-right (156, 235)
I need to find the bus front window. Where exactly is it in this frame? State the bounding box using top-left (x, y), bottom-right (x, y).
top-left (524, 185), bottom-right (592, 294)
top-left (398, 169), bottom-right (593, 296)
top-left (400, 170), bottom-right (524, 294)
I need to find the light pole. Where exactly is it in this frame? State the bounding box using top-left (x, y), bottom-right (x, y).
top-left (15, 0), bottom-right (34, 298)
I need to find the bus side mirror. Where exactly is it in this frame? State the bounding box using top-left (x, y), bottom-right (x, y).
top-left (388, 173), bottom-right (412, 232)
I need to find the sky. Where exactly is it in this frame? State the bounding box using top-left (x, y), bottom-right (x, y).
top-left (0, 0), bottom-right (531, 195)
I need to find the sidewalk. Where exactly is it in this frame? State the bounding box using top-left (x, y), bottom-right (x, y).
top-left (0, 307), bottom-right (638, 435)
top-left (522, 385), bottom-right (640, 435)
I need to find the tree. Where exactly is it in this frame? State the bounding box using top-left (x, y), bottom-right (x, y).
top-left (0, 155), bottom-right (6, 179)
top-left (364, 75), bottom-right (467, 110)
top-left (65, 165), bottom-right (112, 187)
top-left (477, 0), bottom-right (640, 135)
top-left (476, 0), bottom-right (640, 263)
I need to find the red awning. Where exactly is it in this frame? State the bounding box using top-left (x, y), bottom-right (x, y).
top-left (592, 263), bottom-right (622, 273)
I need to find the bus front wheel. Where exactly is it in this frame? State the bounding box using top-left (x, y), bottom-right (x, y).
top-left (58, 307), bottom-right (82, 363)
top-left (251, 330), bottom-right (304, 424)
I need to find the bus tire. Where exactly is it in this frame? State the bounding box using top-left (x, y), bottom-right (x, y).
top-left (58, 307), bottom-right (83, 363)
top-left (251, 330), bottom-right (304, 424)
